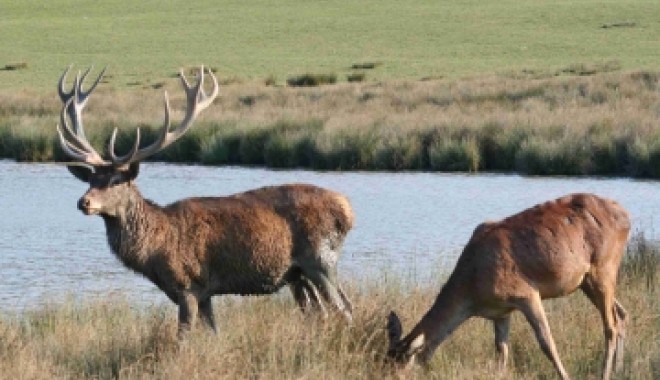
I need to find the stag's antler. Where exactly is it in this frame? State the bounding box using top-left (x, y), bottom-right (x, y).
top-left (57, 65), bottom-right (219, 168)
top-left (57, 65), bottom-right (109, 166)
top-left (108, 66), bottom-right (219, 167)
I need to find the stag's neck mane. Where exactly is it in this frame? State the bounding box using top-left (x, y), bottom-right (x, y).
top-left (102, 189), bottom-right (167, 270)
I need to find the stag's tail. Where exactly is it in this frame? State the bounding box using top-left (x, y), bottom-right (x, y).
top-left (331, 193), bottom-right (354, 236)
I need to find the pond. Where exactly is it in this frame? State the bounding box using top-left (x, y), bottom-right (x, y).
top-left (0, 161), bottom-right (657, 312)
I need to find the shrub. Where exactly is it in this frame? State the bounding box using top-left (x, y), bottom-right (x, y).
top-left (621, 232), bottom-right (659, 290)
top-left (372, 131), bottom-right (425, 170)
top-left (287, 73), bottom-right (337, 87)
top-left (312, 129), bottom-right (378, 170)
top-left (428, 137), bottom-right (480, 172)
top-left (477, 123), bottom-right (527, 171)
top-left (347, 72), bottom-right (366, 82)
top-left (515, 132), bottom-right (595, 176)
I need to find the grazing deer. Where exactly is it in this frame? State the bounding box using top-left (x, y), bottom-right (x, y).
top-left (56, 66), bottom-right (354, 336)
top-left (387, 193), bottom-right (630, 380)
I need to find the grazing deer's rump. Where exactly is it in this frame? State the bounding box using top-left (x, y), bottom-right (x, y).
top-left (55, 65), bottom-right (353, 337)
top-left (387, 193), bottom-right (630, 380)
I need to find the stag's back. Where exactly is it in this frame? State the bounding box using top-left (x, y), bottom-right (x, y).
top-left (172, 184), bottom-right (353, 295)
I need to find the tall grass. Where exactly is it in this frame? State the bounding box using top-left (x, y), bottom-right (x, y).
top-left (1, 236), bottom-right (658, 379)
top-left (1, 70), bottom-right (659, 177)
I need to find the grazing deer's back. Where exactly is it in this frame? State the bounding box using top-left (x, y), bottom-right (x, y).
top-left (455, 193), bottom-right (630, 299)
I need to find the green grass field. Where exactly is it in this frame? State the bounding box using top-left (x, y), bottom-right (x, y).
top-left (2, 0), bottom-right (659, 89)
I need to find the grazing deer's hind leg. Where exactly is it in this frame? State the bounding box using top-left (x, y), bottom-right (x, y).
top-left (516, 293), bottom-right (570, 380)
top-left (493, 316), bottom-right (511, 372)
top-left (613, 299), bottom-right (627, 372)
top-left (580, 279), bottom-right (619, 380)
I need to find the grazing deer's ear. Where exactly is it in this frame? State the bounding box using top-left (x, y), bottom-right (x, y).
top-left (67, 165), bottom-right (92, 183)
top-left (387, 311), bottom-right (403, 346)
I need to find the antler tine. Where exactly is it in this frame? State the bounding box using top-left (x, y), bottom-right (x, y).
top-left (58, 65), bottom-right (106, 105)
top-left (56, 65), bottom-right (109, 166)
top-left (57, 64), bottom-right (74, 102)
top-left (57, 97), bottom-right (108, 165)
top-left (109, 66), bottom-right (219, 167)
top-left (108, 127), bottom-right (141, 165)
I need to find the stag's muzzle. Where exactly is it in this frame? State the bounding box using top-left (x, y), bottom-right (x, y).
top-left (78, 196), bottom-right (99, 215)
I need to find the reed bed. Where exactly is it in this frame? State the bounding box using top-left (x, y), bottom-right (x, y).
top-left (1, 70), bottom-right (659, 177)
top-left (1, 236), bottom-right (657, 379)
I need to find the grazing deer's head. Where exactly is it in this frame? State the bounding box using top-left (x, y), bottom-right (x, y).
top-left (57, 65), bottom-right (218, 218)
top-left (387, 311), bottom-right (426, 369)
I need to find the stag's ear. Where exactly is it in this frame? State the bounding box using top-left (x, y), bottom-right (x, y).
top-left (66, 165), bottom-right (93, 183)
top-left (124, 161), bottom-right (140, 181)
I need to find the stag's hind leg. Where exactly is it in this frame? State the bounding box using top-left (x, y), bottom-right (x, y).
top-left (301, 265), bottom-right (352, 322)
top-left (288, 271), bottom-right (326, 316)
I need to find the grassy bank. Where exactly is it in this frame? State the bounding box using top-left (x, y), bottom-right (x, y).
top-left (1, 236), bottom-right (658, 379)
top-left (2, 70), bottom-right (659, 177)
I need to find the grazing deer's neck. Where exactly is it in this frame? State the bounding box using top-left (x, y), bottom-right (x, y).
top-left (407, 279), bottom-right (472, 353)
top-left (103, 189), bottom-right (165, 270)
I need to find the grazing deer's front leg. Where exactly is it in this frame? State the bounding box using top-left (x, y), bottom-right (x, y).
top-left (516, 293), bottom-right (570, 380)
top-left (493, 316), bottom-right (511, 373)
top-left (178, 291), bottom-right (199, 338)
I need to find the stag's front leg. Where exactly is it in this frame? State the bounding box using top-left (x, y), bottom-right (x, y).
top-left (199, 298), bottom-right (217, 333)
top-left (177, 291), bottom-right (199, 338)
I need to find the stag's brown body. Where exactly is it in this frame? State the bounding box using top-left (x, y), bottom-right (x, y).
top-left (104, 183), bottom-right (353, 302)
top-left (388, 193), bottom-right (630, 380)
top-left (56, 66), bottom-right (353, 335)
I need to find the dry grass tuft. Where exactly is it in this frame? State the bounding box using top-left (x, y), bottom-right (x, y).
top-left (1, 237), bottom-right (658, 379)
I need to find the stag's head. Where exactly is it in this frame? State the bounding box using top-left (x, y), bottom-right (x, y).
top-left (57, 65), bottom-right (219, 218)
top-left (386, 311), bottom-right (426, 370)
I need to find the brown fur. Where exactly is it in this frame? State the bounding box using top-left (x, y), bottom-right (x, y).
top-left (77, 170), bottom-right (354, 335)
top-left (56, 66), bottom-right (353, 336)
top-left (387, 193), bottom-right (630, 380)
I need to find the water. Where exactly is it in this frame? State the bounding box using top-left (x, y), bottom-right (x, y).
top-left (0, 161), bottom-right (657, 312)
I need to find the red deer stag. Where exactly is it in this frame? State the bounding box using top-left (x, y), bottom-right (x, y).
top-left (56, 66), bottom-right (354, 336)
top-left (387, 193), bottom-right (630, 380)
